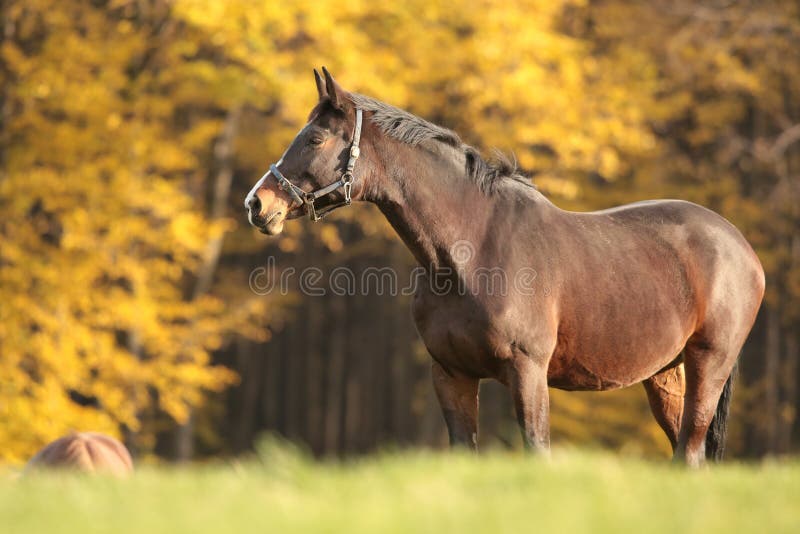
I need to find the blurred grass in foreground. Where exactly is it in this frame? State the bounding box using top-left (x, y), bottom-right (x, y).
top-left (1, 441), bottom-right (797, 534)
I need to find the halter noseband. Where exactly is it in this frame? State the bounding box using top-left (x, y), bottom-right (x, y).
top-left (269, 108), bottom-right (363, 221)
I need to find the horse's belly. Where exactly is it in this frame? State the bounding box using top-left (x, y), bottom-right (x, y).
top-left (547, 328), bottom-right (688, 391)
top-left (546, 264), bottom-right (697, 391)
top-left (546, 353), bottom-right (634, 390)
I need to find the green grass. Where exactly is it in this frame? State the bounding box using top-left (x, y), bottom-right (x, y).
top-left (2, 443), bottom-right (798, 534)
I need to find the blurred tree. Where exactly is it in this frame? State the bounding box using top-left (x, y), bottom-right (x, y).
top-left (0, 0), bottom-right (278, 462)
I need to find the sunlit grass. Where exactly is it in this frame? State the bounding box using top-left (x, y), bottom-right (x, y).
top-left (2, 442), bottom-right (797, 534)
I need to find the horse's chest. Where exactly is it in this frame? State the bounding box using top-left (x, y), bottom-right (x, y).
top-left (411, 290), bottom-right (511, 377)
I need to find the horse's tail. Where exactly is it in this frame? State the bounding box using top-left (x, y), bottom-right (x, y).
top-left (705, 360), bottom-right (738, 462)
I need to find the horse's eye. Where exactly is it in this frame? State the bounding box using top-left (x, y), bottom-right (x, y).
top-left (309, 136), bottom-right (324, 146)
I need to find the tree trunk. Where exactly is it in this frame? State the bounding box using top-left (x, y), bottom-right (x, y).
top-left (781, 331), bottom-right (798, 453)
top-left (764, 304), bottom-right (781, 455)
top-left (175, 105), bottom-right (241, 461)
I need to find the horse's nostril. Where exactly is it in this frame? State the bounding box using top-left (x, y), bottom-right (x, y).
top-left (247, 195), bottom-right (261, 213)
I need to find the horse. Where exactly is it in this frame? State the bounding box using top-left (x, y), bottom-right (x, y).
top-left (25, 432), bottom-right (134, 476)
top-left (245, 68), bottom-right (765, 466)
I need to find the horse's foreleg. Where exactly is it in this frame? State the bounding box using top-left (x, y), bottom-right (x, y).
top-left (508, 357), bottom-right (550, 453)
top-left (431, 361), bottom-right (479, 450)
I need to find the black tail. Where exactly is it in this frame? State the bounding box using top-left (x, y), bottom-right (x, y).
top-left (705, 361), bottom-right (738, 462)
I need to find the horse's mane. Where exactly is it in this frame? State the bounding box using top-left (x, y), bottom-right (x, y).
top-left (465, 147), bottom-right (532, 193)
top-left (348, 93), bottom-right (533, 194)
top-left (349, 93), bottom-right (462, 147)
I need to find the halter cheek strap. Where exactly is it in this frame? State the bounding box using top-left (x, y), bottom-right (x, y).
top-left (269, 108), bottom-right (363, 222)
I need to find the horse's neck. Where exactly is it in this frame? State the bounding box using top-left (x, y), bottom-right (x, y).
top-left (365, 140), bottom-right (495, 270)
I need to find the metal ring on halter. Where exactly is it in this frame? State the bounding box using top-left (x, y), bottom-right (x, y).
top-left (343, 175), bottom-right (353, 204)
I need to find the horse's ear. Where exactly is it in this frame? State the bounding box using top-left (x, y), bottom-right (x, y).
top-left (322, 66), bottom-right (345, 110)
top-left (314, 68), bottom-right (327, 101)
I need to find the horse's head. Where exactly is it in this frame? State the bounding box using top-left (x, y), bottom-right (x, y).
top-left (245, 68), bottom-right (366, 235)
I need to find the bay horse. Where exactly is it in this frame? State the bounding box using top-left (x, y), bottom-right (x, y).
top-left (245, 68), bottom-right (765, 466)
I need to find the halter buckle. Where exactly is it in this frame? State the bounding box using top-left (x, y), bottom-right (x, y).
top-left (343, 176), bottom-right (353, 204)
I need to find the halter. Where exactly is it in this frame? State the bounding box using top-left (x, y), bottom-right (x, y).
top-left (269, 108), bottom-right (363, 221)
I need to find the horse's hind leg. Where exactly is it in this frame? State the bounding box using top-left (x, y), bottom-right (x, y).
top-left (674, 334), bottom-right (740, 467)
top-left (643, 362), bottom-right (685, 452)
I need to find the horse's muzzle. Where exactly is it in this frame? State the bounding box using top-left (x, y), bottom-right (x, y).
top-left (249, 208), bottom-right (285, 235)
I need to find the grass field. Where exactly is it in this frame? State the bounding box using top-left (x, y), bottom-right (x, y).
top-left (1, 442), bottom-right (798, 534)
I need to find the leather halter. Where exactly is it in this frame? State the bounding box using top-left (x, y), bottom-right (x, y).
top-left (269, 108), bottom-right (363, 221)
